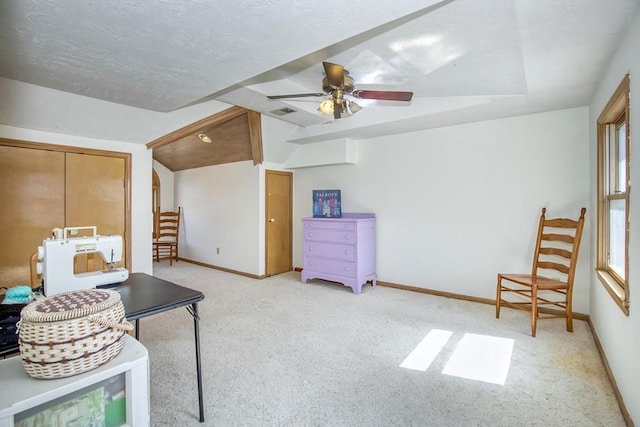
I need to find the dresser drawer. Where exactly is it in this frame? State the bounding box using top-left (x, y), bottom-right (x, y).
top-left (304, 228), bottom-right (355, 244)
top-left (303, 241), bottom-right (356, 261)
top-left (304, 257), bottom-right (356, 278)
top-left (304, 220), bottom-right (355, 231)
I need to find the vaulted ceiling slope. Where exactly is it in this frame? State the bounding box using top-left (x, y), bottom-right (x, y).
top-left (0, 0), bottom-right (637, 144)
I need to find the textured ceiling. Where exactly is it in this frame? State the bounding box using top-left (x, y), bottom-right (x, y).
top-left (0, 0), bottom-right (638, 144)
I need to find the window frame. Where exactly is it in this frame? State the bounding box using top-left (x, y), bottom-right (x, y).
top-left (596, 74), bottom-right (630, 315)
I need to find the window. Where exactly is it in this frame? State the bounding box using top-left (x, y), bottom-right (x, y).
top-left (596, 74), bottom-right (630, 314)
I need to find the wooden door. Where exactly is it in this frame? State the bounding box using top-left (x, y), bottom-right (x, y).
top-left (0, 146), bottom-right (65, 287)
top-left (65, 153), bottom-right (126, 272)
top-left (265, 170), bottom-right (292, 276)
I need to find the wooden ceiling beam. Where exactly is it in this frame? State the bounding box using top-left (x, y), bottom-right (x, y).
top-left (146, 106), bottom-right (249, 150)
top-left (247, 110), bottom-right (263, 166)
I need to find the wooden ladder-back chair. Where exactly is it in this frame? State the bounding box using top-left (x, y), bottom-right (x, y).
top-left (496, 207), bottom-right (586, 337)
top-left (153, 207), bottom-right (181, 266)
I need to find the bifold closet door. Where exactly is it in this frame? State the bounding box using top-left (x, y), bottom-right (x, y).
top-left (65, 153), bottom-right (126, 273)
top-left (0, 146), bottom-right (65, 288)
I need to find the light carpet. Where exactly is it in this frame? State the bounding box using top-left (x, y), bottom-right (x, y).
top-left (141, 261), bottom-right (624, 426)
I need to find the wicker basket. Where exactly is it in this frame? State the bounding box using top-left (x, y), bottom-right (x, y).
top-left (18, 288), bottom-right (133, 379)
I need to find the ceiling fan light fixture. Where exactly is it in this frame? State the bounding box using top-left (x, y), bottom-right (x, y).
top-left (347, 100), bottom-right (361, 114)
top-left (318, 99), bottom-right (334, 115)
top-left (198, 133), bottom-right (212, 143)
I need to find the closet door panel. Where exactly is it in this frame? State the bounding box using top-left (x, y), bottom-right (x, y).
top-left (65, 153), bottom-right (126, 271)
top-left (0, 146), bottom-right (65, 287)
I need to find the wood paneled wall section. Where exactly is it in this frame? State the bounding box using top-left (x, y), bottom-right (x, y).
top-left (0, 140), bottom-right (131, 289)
top-left (0, 146), bottom-right (65, 287)
top-left (66, 153), bottom-right (126, 273)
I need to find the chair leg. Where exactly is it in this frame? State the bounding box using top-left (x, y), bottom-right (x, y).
top-left (495, 274), bottom-right (502, 318)
top-left (566, 297), bottom-right (573, 332)
top-left (169, 244), bottom-right (173, 266)
top-left (531, 287), bottom-right (538, 337)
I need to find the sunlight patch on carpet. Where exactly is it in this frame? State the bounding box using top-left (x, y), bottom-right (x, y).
top-left (399, 329), bottom-right (453, 371)
top-left (442, 333), bottom-right (514, 385)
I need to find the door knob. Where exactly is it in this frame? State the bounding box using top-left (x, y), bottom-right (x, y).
top-left (268, 218), bottom-right (275, 223)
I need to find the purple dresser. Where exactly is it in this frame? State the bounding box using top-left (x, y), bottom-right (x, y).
top-left (301, 213), bottom-right (376, 294)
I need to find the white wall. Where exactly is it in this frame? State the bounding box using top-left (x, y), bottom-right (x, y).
top-left (261, 115), bottom-right (301, 165)
top-left (153, 160), bottom-right (175, 211)
top-left (0, 77), bottom-right (232, 144)
top-left (0, 124), bottom-right (154, 275)
top-left (292, 107), bottom-right (591, 312)
top-left (174, 161), bottom-right (262, 275)
top-left (169, 115), bottom-right (301, 276)
top-left (169, 107), bottom-right (591, 315)
top-left (588, 8), bottom-right (640, 423)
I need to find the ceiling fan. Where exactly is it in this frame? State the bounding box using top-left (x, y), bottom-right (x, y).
top-left (267, 62), bottom-right (413, 119)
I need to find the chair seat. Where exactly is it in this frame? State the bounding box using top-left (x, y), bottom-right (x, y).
top-left (498, 273), bottom-right (569, 290)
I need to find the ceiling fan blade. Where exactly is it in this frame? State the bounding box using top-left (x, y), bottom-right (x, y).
top-left (267, 93), bottom-right (325, 100)
top-left (323, 62), bottom-right (345, 88)
top-left (352, 90), bottom-right (413, 102)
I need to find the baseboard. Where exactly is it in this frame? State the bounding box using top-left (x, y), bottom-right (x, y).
top-left (178, 258), bottom-right (266, 279)
top-left (376, 280), bottom-right (589, 321)
top-left (588, 320), bottom-right (633, 427)
top-left (377, 280), bottom-right (495, 305)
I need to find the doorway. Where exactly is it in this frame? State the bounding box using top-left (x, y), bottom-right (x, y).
top-left (265, 170), bottom-right (293, 276)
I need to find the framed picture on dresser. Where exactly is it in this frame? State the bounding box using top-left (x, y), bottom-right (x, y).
top-left (312, 189), bottom-right (342, 218)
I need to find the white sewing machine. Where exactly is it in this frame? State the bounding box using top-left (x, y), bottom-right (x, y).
top-left (37, 226), bottom-right (129, 296)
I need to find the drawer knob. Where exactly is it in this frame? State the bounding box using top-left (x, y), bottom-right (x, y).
top-left (309, 246), bottom-right (313, 251)
top-left (345, 250), bottom-right (350, 255)
top-left (344, 267), bottom-right (350, 271)
top-left (309, 233), bottom-right (313, 238)
top-left (344, 235), bottom-right (350, 240)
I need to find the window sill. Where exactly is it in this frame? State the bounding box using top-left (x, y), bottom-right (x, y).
top-left (596, 269), bottom-right (629, 315)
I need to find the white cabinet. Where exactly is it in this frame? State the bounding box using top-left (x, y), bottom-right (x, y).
top-left (0, 335), bottom-right (149, 427)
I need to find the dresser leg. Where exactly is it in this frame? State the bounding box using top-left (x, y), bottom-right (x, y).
top-left (351, 282), bottom-right (362, 294)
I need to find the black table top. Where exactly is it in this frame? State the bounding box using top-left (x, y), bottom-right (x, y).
top-left (98, 272), bottom-right (204, 320)
top-left (1, 272), bottom-right (204, 356)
